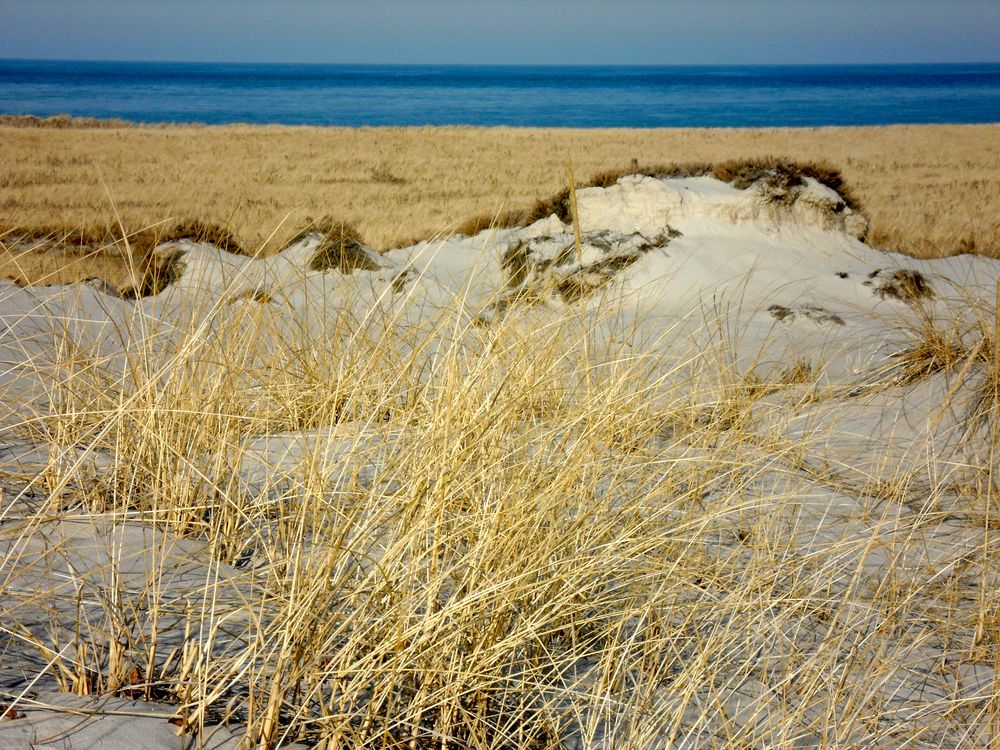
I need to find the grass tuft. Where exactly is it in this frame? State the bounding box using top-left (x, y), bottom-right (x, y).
top-left (160, 219), bottom-right (246, 255)
top-left (282, 219), bottom-right (382, 274)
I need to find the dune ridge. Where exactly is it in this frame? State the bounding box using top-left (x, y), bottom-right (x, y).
top-left (1, 122), bottom-right (998, 289)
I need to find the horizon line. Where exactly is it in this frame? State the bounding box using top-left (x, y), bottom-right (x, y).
top-left (3, 57), bottom-right (1000, 69)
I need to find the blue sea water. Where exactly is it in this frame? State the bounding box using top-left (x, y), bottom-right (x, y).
top-left (1, 60), bottom-right (999, 128)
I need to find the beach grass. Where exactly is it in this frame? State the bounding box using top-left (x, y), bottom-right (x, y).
top-left (0, 121), bottom-right (998, 288)
top-left (1, 254), bottom-right (998, 747)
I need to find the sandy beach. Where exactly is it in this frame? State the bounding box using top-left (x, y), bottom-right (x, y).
top-left (1, 121), bottom-right (998, 287)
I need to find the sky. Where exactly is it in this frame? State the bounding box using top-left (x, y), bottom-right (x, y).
top-left (1, 0), bottom-right (998, 66)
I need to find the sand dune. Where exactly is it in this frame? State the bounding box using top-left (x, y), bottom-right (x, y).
top-left (1, 168), bottom-right (997, 748)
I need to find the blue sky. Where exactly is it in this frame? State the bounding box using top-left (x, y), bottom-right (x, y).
top-left (2, 0), bottom-right (998, 65)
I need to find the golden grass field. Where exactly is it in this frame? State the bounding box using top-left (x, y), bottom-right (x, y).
top-left (0, 120), bottom-right (998, 287)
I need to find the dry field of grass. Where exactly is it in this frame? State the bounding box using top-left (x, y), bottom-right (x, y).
top-left (0, 121), bottom-right (998, 287)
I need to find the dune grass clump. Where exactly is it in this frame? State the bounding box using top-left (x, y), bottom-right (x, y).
top-left (852, 281), bottom-right (1000, 445)
top-left (711, 157), bottom-right (860, 208)
top-left (855, 312), bottom-right (964, 392)
top-left (455, 193), bottom-right (575, 237)
top-left (585, 161), bottom-right (715, 188)
top-left (966, 361), bottom-right (1000, 440)
top-left (454, 209), bottom-right (525, 237)
top-left (281, 220), bottom-right (382, 274)
top-left (117, 248), bottom-right (187, 299)
top-left (962, 281), bottom-right (1000, 438)
top-left (160, 219), bottom-right (246, 255)
top-left (9, 291), bottom-right (699, 745)
top-left (872, 268), bottom-right (935, 302)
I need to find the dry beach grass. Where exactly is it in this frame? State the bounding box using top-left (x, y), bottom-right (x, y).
top-left (0, 120), bottom-right (999, 288)
top-left (2, 285), bottom-right (998, 749)
top-left (0, 165), bottom-right (998, 748)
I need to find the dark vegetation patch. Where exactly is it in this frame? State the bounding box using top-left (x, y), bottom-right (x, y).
top-left (390, 269), bottom-right (413, 293)
top-left (715, 160), bottom-right (801, 200)
top-left (2, 224), bottom-right (118, 249)
top-left (768, 304), bottom-right (845, 326)
top-left (592, 157), bottom-right (860, 210)
top-left (802, 306), bottom-right (846, 326)
top-left (0, 114), bottom-right (140, 129)
top-left (714, 158), bottom-right (856, 206)
top-left (768, 304), bottom-right (795, 322)
top-left (2, 273), bottom-right (29, 288)
top-left (585, 161), bottom-right (713, 188)
top-left (873, 269), bottom-right (934, 302)
top-left (553, 276), bottom-right (596, 303)
top-left (118, 249), bottom-right (186, 299)
top-left (281, 220), bottom-right (382, 274)
top-left (1, 219), bottom-right (246, 257)
top-left (494, 228), bottom-right (676, 312)
top-left (958, 236), bottom-right (978, 254)
top-left (500, 241), bottom-right (575, 293)
top-left (369, 161), bottom-right (407, 185)
top-left (454, 210), bottom-right (526, 237)
top-left (162, 220), bottom-right (246, 255)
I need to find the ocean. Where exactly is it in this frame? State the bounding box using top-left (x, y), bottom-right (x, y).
top-left (1, 60), bottom-right (999, 128)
